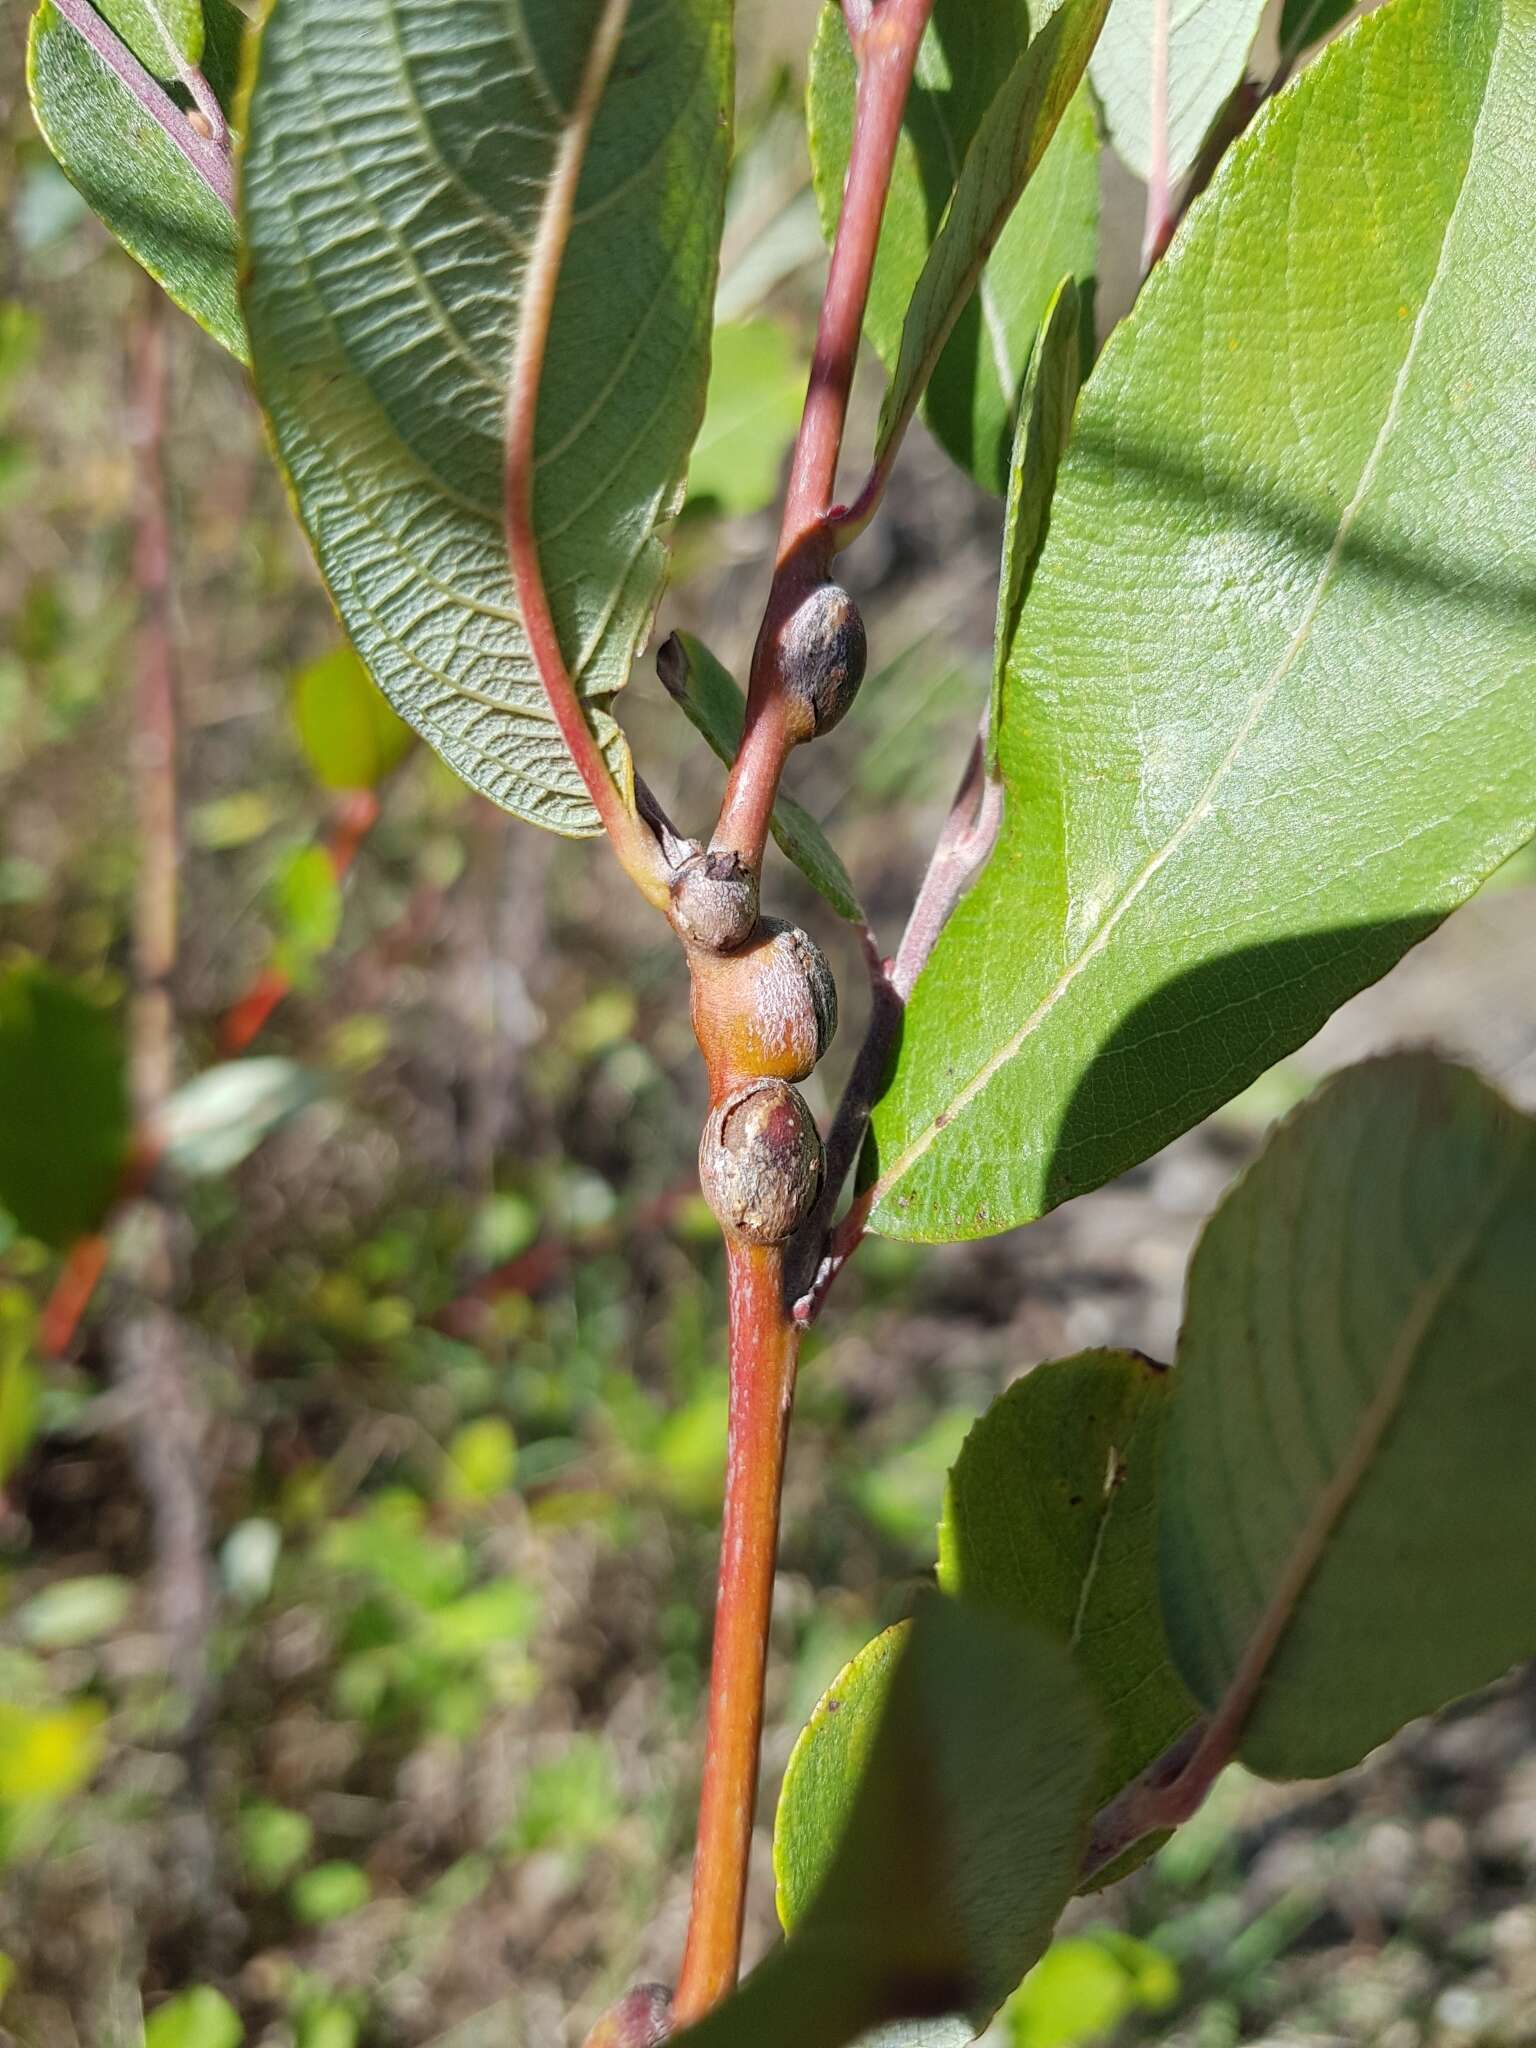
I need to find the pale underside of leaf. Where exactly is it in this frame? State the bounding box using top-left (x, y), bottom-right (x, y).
top-left (240, 0), bottom-right (731, 834)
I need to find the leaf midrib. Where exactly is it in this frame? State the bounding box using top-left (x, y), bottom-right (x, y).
top-left (1203, 1111), bottom-right (1533, 1750)
top-left (869, 16), bottom-right (1501, 1222)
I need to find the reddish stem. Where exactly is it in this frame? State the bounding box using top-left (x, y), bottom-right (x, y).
top-left (1141, 0), bottom-right (1174, 272)
top-left (673, 1241), bottom-right (800, 2025)
top-left (219, 786), bottom-right (381, 1054)
top-left (710, 0), bottom-right (935, 876)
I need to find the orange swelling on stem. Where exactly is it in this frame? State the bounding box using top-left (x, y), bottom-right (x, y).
top-left (672, 1240), bottom-right (800, 2025)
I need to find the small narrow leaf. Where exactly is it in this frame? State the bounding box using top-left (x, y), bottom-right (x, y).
top-left (1162, 1055), bottom-right (1536, 1781)
top-left (241, 0), bottom-right (733, 836)
top-left (808, 2), bottom-right (1099, 494)
top-left (1091, 0), bottom-right (1267, 188)
top-left (657, 632), bottom-right (864, 923)
top-left (940, 1350), bottom-right (1196, 1812)
top-left (160, 1058), bottom-right (320, 1178)
top-left (291, 645), bottom-right (413, 794)
top-left (989, 276), bottom-right (1083, 769)
top-left (677, 1600), bottom-right (1100, 2048)
top-left (868, 0), bottom-right (1536, 1243)
top-left (873, 0), bottom-right (1110, 486)
top-left (0, 962), bottom-right (130, 1249)
top-left (27, 0), bottom-right (243, 357)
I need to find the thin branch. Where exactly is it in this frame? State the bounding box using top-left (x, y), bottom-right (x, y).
top-left (793, 731), bottom-right (1003, 1325)
top-left (710, 0), bottom-right (935, 878)
top-left (1080, 1722), bottom-right (1213, 1883)
top-left (219, 786), bottom-right (382, 1054)
top-left (50, 0), bottom-right (234, 214)
top-left (672, 1242), bottom-right (801, 2023)
top-left (503, 0), bottom-right (673, 911)
top-left (1141, 0), bottom-right (1174, 273)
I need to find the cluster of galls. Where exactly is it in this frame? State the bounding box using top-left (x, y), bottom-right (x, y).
top-left (672, 582), bottom-right (865, 1252)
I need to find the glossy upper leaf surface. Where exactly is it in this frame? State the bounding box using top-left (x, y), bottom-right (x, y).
top-left (940, 1350), bottom-right (1196, 1809)
top-left (241, 0), bottom-right (732, 834)
top-left (808, 1), bottom-right (1099, 495)
top-left (0, 963), bottom-right (130, 1249)
top-left (1090, 0), bottom-right (1267, 186)
top-left (869, 0), bottom-right (1536, 1242)
top-left (1163, 1055), bottom-right (1536, 1780)
top-left (680, 1598), bottom-right (1099, 2048)
top-left (27, 0), bottom-right (243, 358)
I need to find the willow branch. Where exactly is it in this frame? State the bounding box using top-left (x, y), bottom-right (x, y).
top-left (709, 0), bottom-right (935, 878)
top-left (503, 0), bottom-right (673, 910)
top-left (672, 1242), bottom-right (801, 2024)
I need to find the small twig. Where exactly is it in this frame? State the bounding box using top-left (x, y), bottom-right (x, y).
top-left (1080, 1722), bottom-right (1214, 1882)
top-left (503, 0), bottom-right (673, 910)
top-left (218, 786), bottom-right (382, 1054)
top-left (1141, 0), bottom-right (1174, 273)
top-left (50, 0), bottom-right (234, 214)
top-left (793, 731), bottom-right (1003, 1324)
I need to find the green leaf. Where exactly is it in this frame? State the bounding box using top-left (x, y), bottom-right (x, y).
top-left (989, 276), bottom-right (1083, 769)
top-left (15, 1574), bottom-right (133, 1649)
top-left (685, 319), bottom-right (804, 517)
top-left (871, 0), bottom-right (1110, 492)
top-left (0, 1699), bottom-right (106, 1803)
top-left (1162, 1054), bottom-right (1536, 1781)
top-left (439, 1417), bottom-right (517, 1504)
top-left (809, 4), bottom-right (1099, 495)
top-left (678, 1599), bottom-right (1099, 2048)
top-left (159, 1058), bottom-right (320, 1179)
top-left (940, 1351), bottom-right (1196, 1812)
top-left (0, 962), bottom-right (130, 1249)
top-left (1090, 0), bottom-right (1266, 187)
top-left (143, 1988), bottom-right (243, 2048)
top-left (241, 0), bottom-right (733, 835)
top-left (26, 1), bottom-right (244, 359)
top-left (0, 1294), bottom-right (41, 1489)
top-left (97, 0), bottom-right (202, 73)
top-left (290, 645), bottom-right (413, 794)
top-left (290, 1860), bottom-right (370, 1927)
top-left (1004, 1934), bottom-right (1177, 2048)
top-left (239, 1801), bottom-right (314, 1890)
top-left (657, 632), bottom-right (864, 923)
top-left (868, 0), bottom-right (1536, 1243)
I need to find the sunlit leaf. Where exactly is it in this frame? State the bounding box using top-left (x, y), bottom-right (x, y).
top-left (1090, 0), bottom-right (1266, 188)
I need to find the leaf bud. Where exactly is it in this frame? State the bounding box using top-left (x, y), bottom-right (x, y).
top-left (669, 848), bottom-right (759, 954)
top-left (582, 1985), bottom-right (672, 2048)
top-left (698, 1078), bottom-right (824, 1245)
top-left (779, 581), bottom-right (866, 742)
top-left (689, 916), bottom-right (838, 1086)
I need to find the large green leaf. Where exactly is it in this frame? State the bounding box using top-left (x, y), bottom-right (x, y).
top-left (940, 1351), bottom-right (1196, 1811)
top-left (0, 962), bottom-right (131, 1249)
top-left (1090, 0), bottom-right (1267, 188)
top-left (27, 0), bottom-right (243, 358)
top-left (685, 318), bottom-right (804, 518)
top-left (656, 632), bottom-right (864, 923)
top-left (241, 0), bottom-right (733, 835)
top-left (679, 1598), bottom-right (1100, 2048)
top-left (98, 0), bottom-right (201, 72)
top-left (808, 3), bottom-right (1099, 495)
top-left (867, 0), bottom-right (1536, 1243)
top-left (1162, 1055), bottom-right (1536, 1781)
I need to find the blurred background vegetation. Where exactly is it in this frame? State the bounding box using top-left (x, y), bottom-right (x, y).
top-left (3, 2), bottom-right (1536, 2044)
